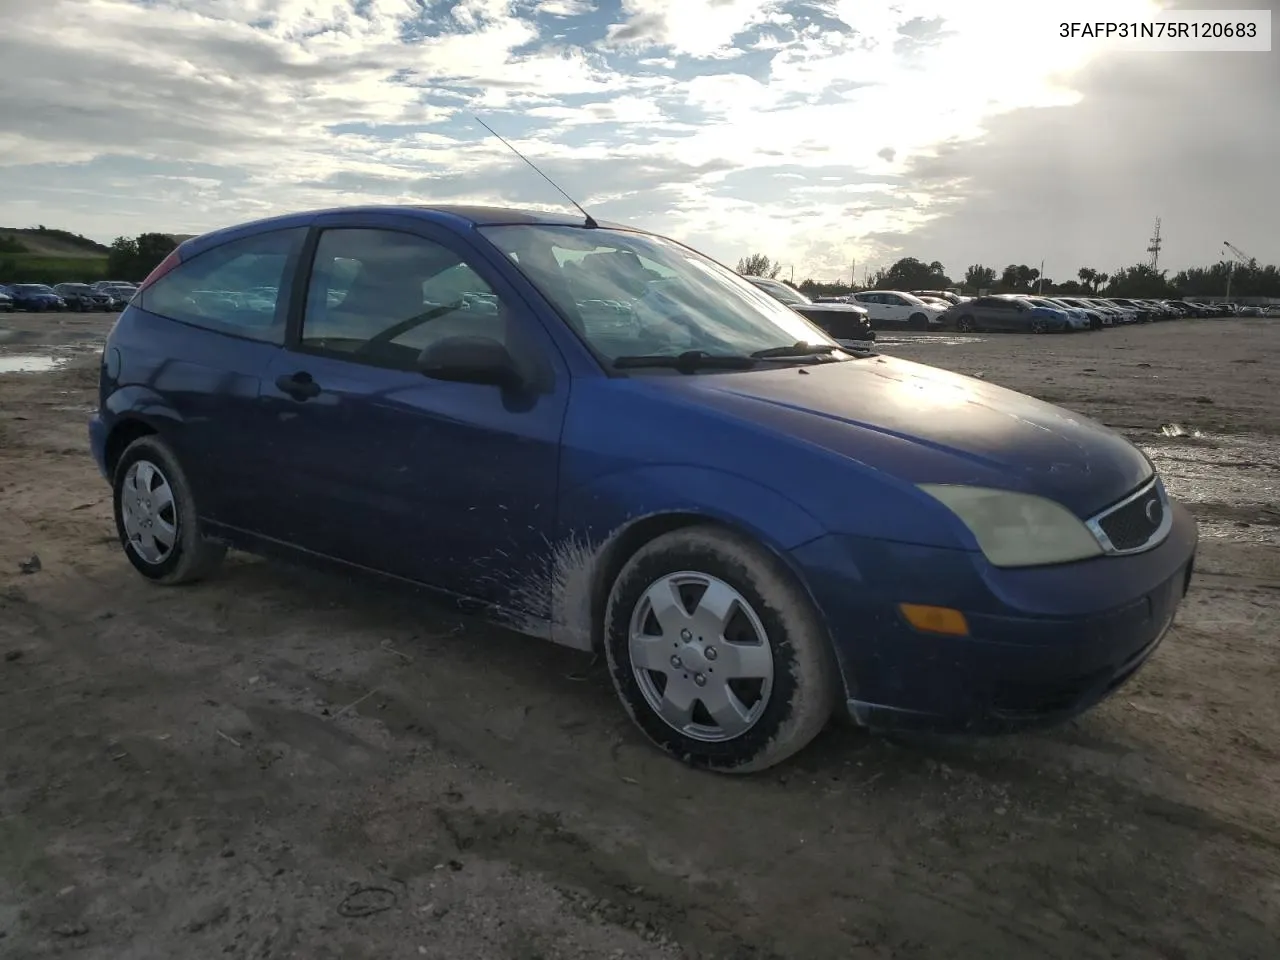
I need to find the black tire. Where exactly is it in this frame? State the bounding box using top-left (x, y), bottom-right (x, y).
top-left (908, 312), bottom-right (928, 331)
top-left (112, 434), bottom-right (226, 584)
top-left (1030, 319), bottom-right (1048, 334)
top-left (956, 315), bottom-right (976, 333)
top-left (603, 525), bottom-right (838, 773)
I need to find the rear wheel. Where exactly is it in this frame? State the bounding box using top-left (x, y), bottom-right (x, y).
top-left (113, 435), bottom-right (226, 584)
top-left (604, 526), bottom-right (837, 773)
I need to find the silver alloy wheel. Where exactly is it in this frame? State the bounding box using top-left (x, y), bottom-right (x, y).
top-left (1031, 319), bottom-right (1047, 333)
top-left (628, 572), bottom-right (775, 743)
top-left (120, 459), bottom-right (178, 565)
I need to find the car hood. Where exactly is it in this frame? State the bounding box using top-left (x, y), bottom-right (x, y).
top-left (664, 355), bottom-right (1152, 516)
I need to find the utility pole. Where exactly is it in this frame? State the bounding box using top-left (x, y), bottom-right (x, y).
top-left (850, 260), bottom-right (855, 290)
top-left (1147, 217), bottom-right (1162, 271)
top-left (1222, 240), bottom-right (1254, 303)
top-left (1037, 259), bottom-right (1045, 294)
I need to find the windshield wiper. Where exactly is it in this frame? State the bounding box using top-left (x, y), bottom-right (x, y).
top-left (612, 350), bottom-right (758, 373)
top-left (750, 342), bottom-right (843, 359)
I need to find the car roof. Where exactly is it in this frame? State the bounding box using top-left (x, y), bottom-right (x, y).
top-left (178, 204), bottom-right (638, 259)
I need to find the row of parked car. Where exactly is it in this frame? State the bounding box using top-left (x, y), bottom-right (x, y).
top-left (0, 280), bottom-right (138, 313)
top-left (744, 279), bottom-right (1268, 339)
top-left (930, 293), bottom-right (1268, 333)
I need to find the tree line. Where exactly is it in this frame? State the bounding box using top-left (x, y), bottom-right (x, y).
top-left (106, 233), bottom-right (181, 282)
top-left (736, 254), bottom-right (1280, 301)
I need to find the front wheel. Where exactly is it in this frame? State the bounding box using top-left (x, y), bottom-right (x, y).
top-left (113, 434), bottom-right (226, 584)
top-left (908, 312), bottom-right (929, 331)
top-left (604, 526), bottom-right (838, 773)
top-left (1030, 319), bottom-right (1048, 334)
top-left (956, 315), bottom-right (976, 333)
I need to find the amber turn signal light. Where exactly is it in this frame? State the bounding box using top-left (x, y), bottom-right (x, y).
top-left (899, 604), bottom-right (969, 636)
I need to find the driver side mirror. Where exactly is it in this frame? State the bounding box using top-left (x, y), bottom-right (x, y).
top-left (417, 335), bottom-right (523, 389)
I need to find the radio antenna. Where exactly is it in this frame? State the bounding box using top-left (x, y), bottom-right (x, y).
top-left (474, 115), bottom-right (598, 228)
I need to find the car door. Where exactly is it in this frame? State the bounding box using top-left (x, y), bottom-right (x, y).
top-left (1007, 299), bottom-right (1037, 331)
top-left (972, 297), bottom-right (1010, 330)
top-left (879, 293), bottom-right (911, 325)
top-left (255, 215), bottom-right (569, 608)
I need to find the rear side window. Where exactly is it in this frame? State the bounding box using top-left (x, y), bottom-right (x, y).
top-left (138, 227), bottom-right (305, 343)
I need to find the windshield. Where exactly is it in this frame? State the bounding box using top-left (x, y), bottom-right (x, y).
top-left (750, 277), bottom-right (811, 306)
top-left (15, 284), bottom-right (53, 293)
top-left (479, 224), bottom-right (833, 361)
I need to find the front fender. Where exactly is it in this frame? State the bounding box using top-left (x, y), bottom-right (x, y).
top-left (529, 465), bottom-right (828, 650)
top-left (559, 464), bottom-right (826, 552)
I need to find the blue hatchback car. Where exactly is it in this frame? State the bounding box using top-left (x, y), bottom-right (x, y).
top-left (89, 206), bottom-right (1197, 772)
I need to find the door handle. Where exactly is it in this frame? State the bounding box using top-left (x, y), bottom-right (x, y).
top-left (275, 371), bottom-right (321, 401)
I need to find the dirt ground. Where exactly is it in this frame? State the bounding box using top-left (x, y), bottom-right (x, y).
top-left (2, 312), bottom-right (1278, 959)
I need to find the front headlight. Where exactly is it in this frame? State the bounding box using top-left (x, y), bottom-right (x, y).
top-left (918, 485), bottom-right (1103, 567)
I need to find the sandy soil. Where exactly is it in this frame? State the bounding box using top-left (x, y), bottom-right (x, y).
top-left (1, 313), bottom-right (1278, 959)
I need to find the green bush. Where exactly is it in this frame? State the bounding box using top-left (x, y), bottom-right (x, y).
top-left (0, 254), bottom-right (109, 285)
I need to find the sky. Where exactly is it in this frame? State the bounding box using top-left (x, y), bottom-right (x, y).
top-left (0, 0), bottom-right (1275, 283)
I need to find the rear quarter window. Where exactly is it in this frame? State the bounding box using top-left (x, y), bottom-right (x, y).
top-left (137, 227), bottom-right (306, 343)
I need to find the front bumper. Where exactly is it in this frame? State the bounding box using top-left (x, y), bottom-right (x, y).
top-left (789, 500), bottom-right (1198, 733)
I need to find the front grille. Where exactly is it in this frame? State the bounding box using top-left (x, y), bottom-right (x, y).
top-left (1091, 479), bottom-right (1168, 552)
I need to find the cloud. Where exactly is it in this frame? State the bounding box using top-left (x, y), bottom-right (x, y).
top-left (0, 0), bottom-right (1269, 283)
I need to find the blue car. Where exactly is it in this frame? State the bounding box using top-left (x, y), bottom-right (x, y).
top-left (946, 295), bottom-right (1072, 333)
top-left (88, 206), bottom-right (1197, 773)
top-left (5, 282), bottom-right (66, 312)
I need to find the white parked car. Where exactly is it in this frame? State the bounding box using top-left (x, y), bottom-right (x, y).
top-left (848, 290), bottom-right (949, 331)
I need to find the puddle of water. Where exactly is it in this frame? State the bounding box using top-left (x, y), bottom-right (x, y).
top-left (876, 335), bottom-right (986, 346)
top-left (1196, 521), bottom-right (1280, 544)
top-left (1142, 431), bottom-right (1280, 506)
top-left (0, 354), bottom-right (67, 373)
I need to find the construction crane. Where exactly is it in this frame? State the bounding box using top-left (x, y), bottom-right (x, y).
top-left (1222, 240), bottom-right (1256, 303)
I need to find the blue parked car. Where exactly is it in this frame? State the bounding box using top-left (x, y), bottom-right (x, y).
top-left (5, 282), bottom-right (66, 312)
top-left (89, 206), bottom-right (1197, 772)
top-left (945, 295), bottom-right (1072, 334)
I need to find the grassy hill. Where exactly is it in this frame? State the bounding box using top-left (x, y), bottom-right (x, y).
top-left (0, 226), bottom-right (111, 284)
top-left (0, 227), bottom-right (199, 285)
top-left (0, 226), bottom-right (109, 258)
